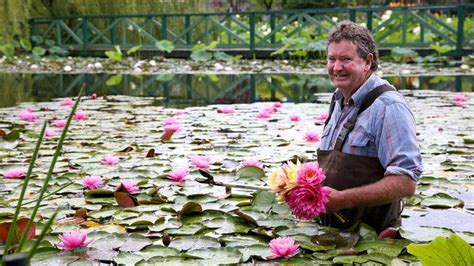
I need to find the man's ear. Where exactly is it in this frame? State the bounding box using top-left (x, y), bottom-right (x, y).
top-left (365, 53), bottom-right (374, 71)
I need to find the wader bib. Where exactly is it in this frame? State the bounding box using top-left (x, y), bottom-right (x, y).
top-left (317, 85), bottom-right (401, 233)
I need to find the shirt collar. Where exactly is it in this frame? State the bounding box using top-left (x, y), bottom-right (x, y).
top-left (334, 73), bottom-right (378, 107)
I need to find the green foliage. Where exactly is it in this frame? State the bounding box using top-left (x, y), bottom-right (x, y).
top-left (20, 38), bottom-right (32, 51)
top-left (155, 40), bottom-right (174, 53)
top-left (190, 41), bottom-right (235, 62)
top-left (407, 233), bottom-right (474, 266)
top-left (391, 47), bottom-right (418, 63)
top-left (126, 45), bottom-right (142, 55)
top-left (0, 43), bottom-right (15, 58)
top-left (105, 45), bottom-right (123, 62)
top-left (106, 74), bottom-right (123, 86)
top-left (31, 46), bottom-right (46, 57)
top-left (430, 43), bottom-right (455, 54)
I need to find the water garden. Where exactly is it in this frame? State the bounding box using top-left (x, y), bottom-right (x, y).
top-left (0, 1), bottom-right (473, 265)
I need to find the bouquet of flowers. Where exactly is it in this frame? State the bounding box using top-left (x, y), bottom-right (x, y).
top-left (267, 161), bottom-right (330, 220)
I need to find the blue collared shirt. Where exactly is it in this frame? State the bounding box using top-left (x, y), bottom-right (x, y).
top-left (319, 74), bottom-right (423, 181)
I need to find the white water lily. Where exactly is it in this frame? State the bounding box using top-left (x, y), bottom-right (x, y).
top-left (149, 60), bottom-right (157, 67)
top-left (460, 64), bottom-right (469, 70)
top-left (332, 17), bottom-right (338, 22)
top-left (214, 62), bottom-right (224, 70)
top-left (413, 26), bottom-right (420, 35)
top-left (63, 65), bottom-right (72, 72)
top-left (94, 62), bottom-right (103, 69)
top-left (87, 63), bottom-right (94, 68)
top-left (133, 67), bottom-right (143, 73)
top-left (30, 64), bottom-right (39, 69)
top-left (224, 66), bottom-right (232, 71)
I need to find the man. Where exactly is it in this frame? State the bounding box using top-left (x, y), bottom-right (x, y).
top-left (318, 21), bottom-right (423, 234)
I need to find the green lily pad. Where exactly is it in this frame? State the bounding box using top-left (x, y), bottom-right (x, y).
top-left (421, 193), bottom-right (464, 208)
top-left (237, 166), bottom-right (265, 179)
top-left (114, 252), bottom-right (144, 265)
top-left (168, 236), bottom-right (221, 251)
top-left (185, 247), bottom-right (242, 264)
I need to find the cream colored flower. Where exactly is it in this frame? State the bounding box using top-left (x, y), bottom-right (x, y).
top-left (284, 161), bottom-right (301, 191)
top-left (268, 168), bottom-right (287, 194)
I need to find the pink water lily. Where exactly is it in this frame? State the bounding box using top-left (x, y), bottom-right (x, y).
top-left (73, 111), bottom-right (88, 121)
top-left (289, 114), bottom-right (301, 122)
top-left (120, 179), bottom-right (139, 194)
top-left (4, 168), bottom-right (26, 179)
top-left (273, 102), bottom-right (283, 108)
top-left (54, 119), bottom-right (67, 128)
top-left (257, 110), bottom-right (271, 119)
top-left (57, 231), bottom-right (93, 251)
top-left (191, 155), bottom-right (212, 169)
top-left (61, 98), bottom-right (74, 106)
top-left (217, 106), bottom-right (235, 114)
top-left (268, 237), bottom-right (299, 259)
top-left (168, 168), bottom-right (188, 182)
top-left (242, 158), bottom-right (262, 168)
top-left (164, 123), bottom-right (180, 133)
top-left (19, 109), bottom-right (39, 122)
top-left (163, 117), bottom-right (178, 125)
top-left (174, 110), bottom-right (186, 116)
top-left (318, 112), bottom-right (329, 122)
top-left (44, 128), bottom-right (56, 137)
top-left (90, 93), bottom-right (97, 100)
top-left (452, 94), bottom-right (468, 102)
top-left (82, 175), bottom-right (104, 190)
top-left (101, 154), bottom-right (120, 166)
top-left (303, 131), bottom-right (320, 142)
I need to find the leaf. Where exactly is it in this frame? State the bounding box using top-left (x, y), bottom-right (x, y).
top-left (0, 218), bottom-right (36, 243)
top-left (312, 230), bottom-right (360, 248)
top-left (160, 130), bottom-right (175, 141)
top-left (106, 74), bottom-right (123, 86)
top-left (407, 233), bottom-right (474, 266)
top-left (213, 51), bottom-right (233, 62)
top-left (2, 129), bottom-right (19, 141)
top-left (421, 193), bottom-right (463, 208)
top-left (185, 247), bottom-right (242, 264)
top-left (114, 192), bottom-right (139, 208)
top-left (191, 50), bottom-right (213, 62)
top-left (237, 166), bottom-right (265, 179)
top-left (32, 46), bottom-right (46, 57)
top-left (178, 202), bottom-right (202, 218)
top-left (20, 38), bottom-right (32, 51)
top-left (114, 252), bottom-right (144, 265)
top-left (251, 190), bottom-right (276, 213)
top-left (155, 40), bottom-right (174, 53)
top-left (168, 236), bottom-right (220, 251)
top-left (127, 45), bottom-right (142, 55)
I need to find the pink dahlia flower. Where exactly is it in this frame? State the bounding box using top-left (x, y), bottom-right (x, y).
top-left (297, 162), bottom-right (326, 185)
top-left (289, 114), bottom-right (301, 122)
top-left (268, 237), bottom-right (299, 259)
top-left (168, 168), bottom-right (188, 182)
top-left (217, 106), bottom-right (235, 114)
top-left (82, 175), bottom-right (104, 190)
top-left (191, 155), bottom-right (212, 169)
top-left (101, 154), bottom-right (120, 166)
top-left (57, 231), bottom-right (93, 251)
top-left (61, 98), bottom-right (74, 106)
top-left (164, 123), bottom-right (180, 133)
top-left (54, 119), bottom-right (67, 128)
top-left (242, 158), bottom-right (262, 168)
top-left (163, 117), bottom-right (178, 125)
top-left (19, 109), bottom-right (39, 122)
top-left (285, 182), bottom-right (330, 220)
top-left (318, 112), bottom-right (329, 122)
top-left (120, 180), bottom-right (139, 194)
top-left (303, 131), bottom-right (320, 142)
top-left (4, 168), bottom-right (26, 179)
top-left (73, 111), bottom-right (88, 121)
top-left (44, 128), bottom-right (56, 138)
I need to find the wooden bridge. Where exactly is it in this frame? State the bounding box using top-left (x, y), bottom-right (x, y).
top-left (29, 4), bottom-right (473, 58)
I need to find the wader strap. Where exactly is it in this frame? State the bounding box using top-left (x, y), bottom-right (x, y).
top-left (324, 92), bottom-right (337, 127)
top-left (334, 84), bottom-right (395, 151)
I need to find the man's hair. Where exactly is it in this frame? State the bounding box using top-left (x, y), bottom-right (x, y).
top-left (327, 20), bottom-right (378, 71)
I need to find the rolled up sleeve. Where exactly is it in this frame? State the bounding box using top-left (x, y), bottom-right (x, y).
top-left (375, 101), bottom-right (424, 181)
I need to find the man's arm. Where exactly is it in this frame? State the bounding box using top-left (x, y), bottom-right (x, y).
top-left (324, 174), bottom-right (416, 213)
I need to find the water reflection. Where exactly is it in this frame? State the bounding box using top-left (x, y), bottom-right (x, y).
top-left (1, 73), bottom-right (472, 108)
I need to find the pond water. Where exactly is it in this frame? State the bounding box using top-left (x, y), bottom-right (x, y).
top-left (1, 73), bottom-right (473, 108)
top-left (0, 72), bottom-right (473, 264)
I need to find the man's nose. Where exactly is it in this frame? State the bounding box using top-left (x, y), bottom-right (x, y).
top-left (333, 60), bottom-right (343, 71)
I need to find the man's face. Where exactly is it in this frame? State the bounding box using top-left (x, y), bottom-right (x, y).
top-left (327, 40), bottom-right (372, 94)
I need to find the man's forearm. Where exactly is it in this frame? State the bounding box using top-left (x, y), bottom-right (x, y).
top-left (325, 174), bottom-right (416, 212)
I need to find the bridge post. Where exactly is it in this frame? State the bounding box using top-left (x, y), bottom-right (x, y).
top-left (185, 15), bottom-right (191, 45)
top-left (249, 13), bottom-right (255, 58)
top-left (270, 13), bottom-right (276, 44)
top-left (402, 7), bottom-right (407, 45)
top-left (161, 15), bottom-right (168, 40)
top-left (82, 17), bottom-right (88, 49)
top-left (349, 8), bottom-right (356, 22)
top-left (456, 4), bottom-right (465, 58)
top-left (367, 10), bottom-right (373, 31)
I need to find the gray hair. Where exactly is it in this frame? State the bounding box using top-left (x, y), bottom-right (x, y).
top-left (327, 20), bottom-right (378, 71)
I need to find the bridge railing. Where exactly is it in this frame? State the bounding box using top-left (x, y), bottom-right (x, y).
top-left (29, 4), bottom-right (473, 57)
